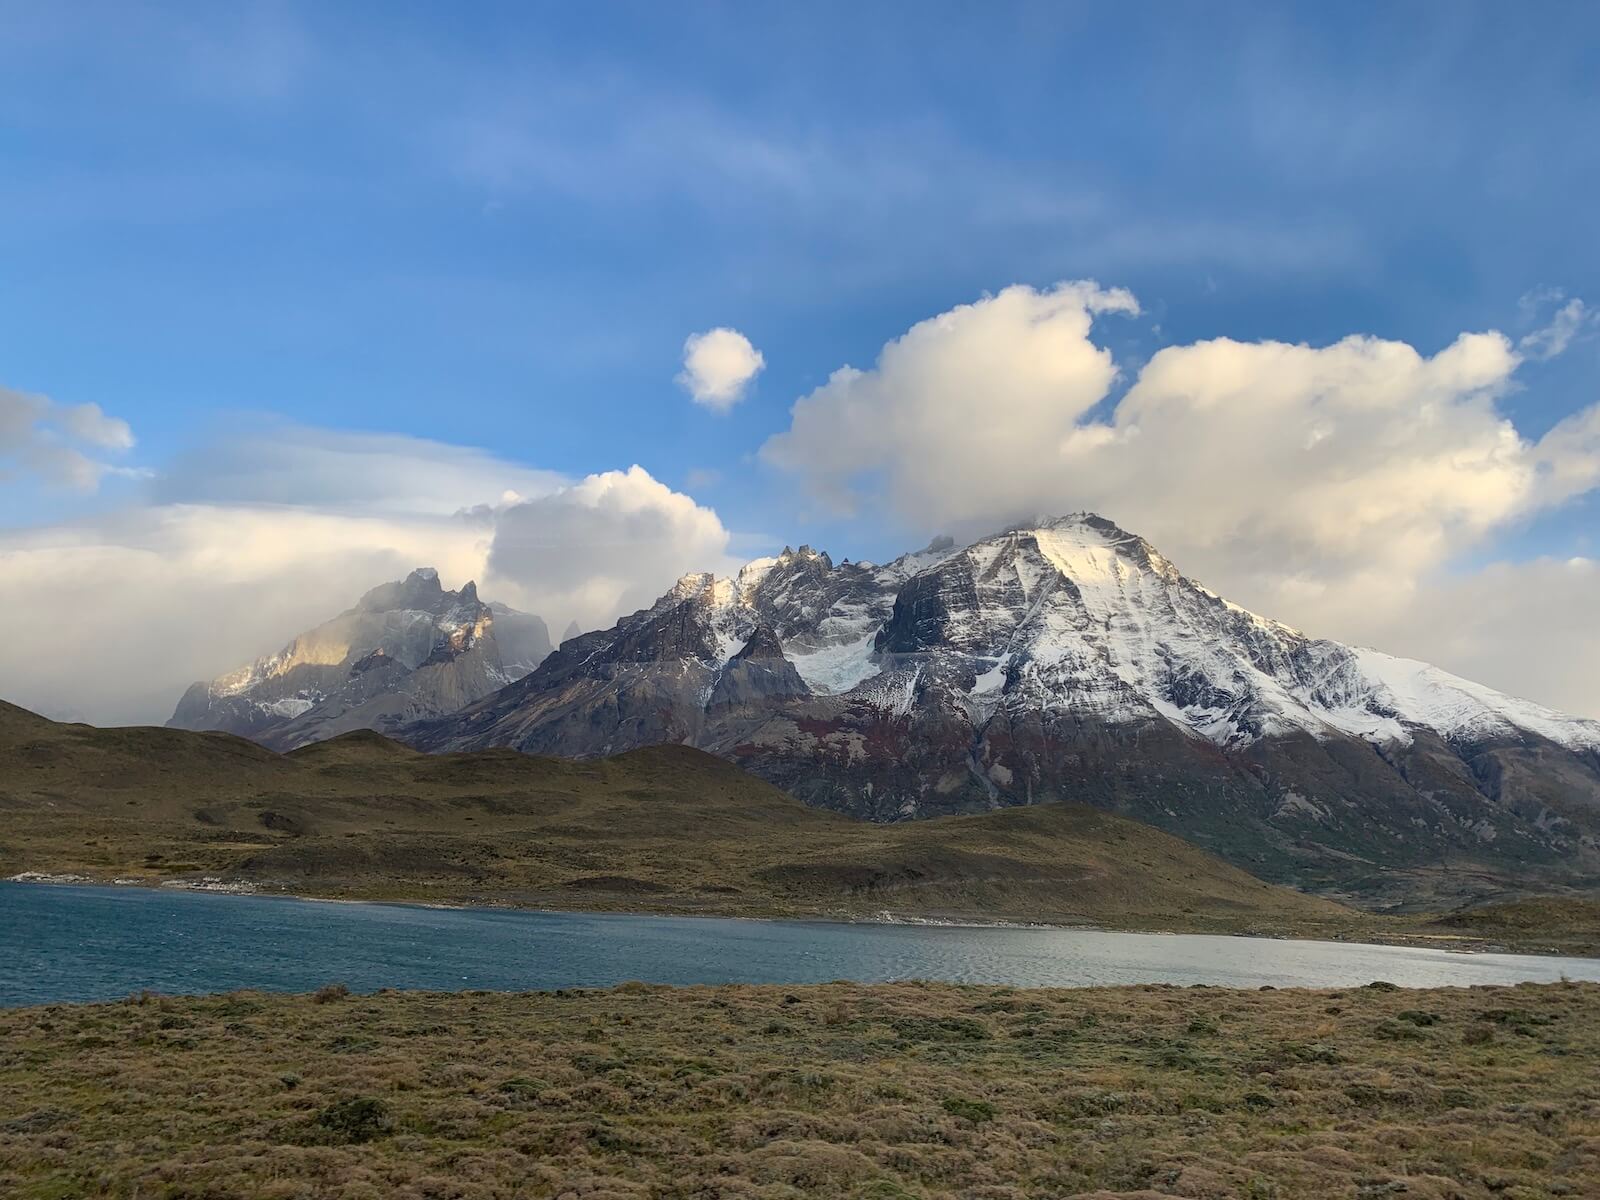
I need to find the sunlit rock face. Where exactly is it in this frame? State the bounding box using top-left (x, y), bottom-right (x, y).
top-left (406, 517), bottom-right (1600, 907)
top-left (168, 568), bottom-right (551, 750)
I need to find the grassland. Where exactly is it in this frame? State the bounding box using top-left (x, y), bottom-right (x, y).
top-left (3, 700), bottom-right (1596, 953)
top-left (2, 980), bottom-right (1597, 1199)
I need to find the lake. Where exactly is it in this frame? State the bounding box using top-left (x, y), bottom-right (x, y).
top-left (4, 881), bottom-right (1598, 1006)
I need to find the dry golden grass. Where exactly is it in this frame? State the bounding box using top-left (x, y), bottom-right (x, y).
top-left (2, 981), bottom-right (1597, 1199)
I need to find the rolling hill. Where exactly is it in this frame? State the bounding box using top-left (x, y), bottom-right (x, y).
top-left (1, 699), bottom-right (1365, 937)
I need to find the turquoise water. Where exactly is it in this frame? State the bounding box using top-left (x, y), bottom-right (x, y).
top-left (4, 881), bottom-right (1598, 1006)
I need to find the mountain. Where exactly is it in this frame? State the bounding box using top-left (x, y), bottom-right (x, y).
top-left (169, 568), bottom-right (551, 750)
top-left (408, 515), bottom-right (1600, 907)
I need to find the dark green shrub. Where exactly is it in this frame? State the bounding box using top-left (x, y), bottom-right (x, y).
top-left (941, 1096), bottom-right (995, 1123)
top-left (316, 1096), bottom-right (392, 1144)
top-left (1397, 1010), bottom-right (1439, 1026)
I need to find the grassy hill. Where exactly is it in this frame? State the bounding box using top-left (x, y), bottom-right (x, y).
top-left (3, 700), bottom-right (1595, 950)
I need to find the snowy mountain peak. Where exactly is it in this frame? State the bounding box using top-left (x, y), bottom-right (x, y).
top-left (623, 515), bottom-right (1600, 755)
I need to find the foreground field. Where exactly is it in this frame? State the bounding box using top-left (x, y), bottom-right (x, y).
top-left (2, 982), bottom-right (1596, 1199)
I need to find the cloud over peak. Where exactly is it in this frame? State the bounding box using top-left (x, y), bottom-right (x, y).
top-left (0, 425), bottom-right (731, 725)
top-left (760, 281), bottom-right (1600, 714)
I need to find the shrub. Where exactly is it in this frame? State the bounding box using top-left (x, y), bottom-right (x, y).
top-left (315, 1096), bottom-right (393, 1144)
top-left (312, 983), bottom-right (350, 1004)
top-left (941, 1096), bottom-right (995, 1123)
top-left (1372, 1019), bottom-right (1425, 1041)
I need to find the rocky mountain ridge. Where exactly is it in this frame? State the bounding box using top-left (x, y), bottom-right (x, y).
top-left (169, 568), bottom-right (551, 750)
top-left (408, 515), bottom-right (1600, 906)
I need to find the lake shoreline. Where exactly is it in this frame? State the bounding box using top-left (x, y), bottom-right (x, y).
top-left (5, 870), bottom-right (1592, 964)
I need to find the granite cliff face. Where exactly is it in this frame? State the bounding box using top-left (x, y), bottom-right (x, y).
top-left (169, 569), bottom-right (550, 751)
top-left (406, 516), bottom-right (1600, 906)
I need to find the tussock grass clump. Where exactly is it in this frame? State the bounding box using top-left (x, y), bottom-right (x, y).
top-left (1, 980), bottom-right (1597, 1198)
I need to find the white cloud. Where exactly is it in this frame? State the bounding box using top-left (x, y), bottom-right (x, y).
top-left (1518, 290), bottom-right (1599, 361)
top-left (0, 427), bottom-right (729, 725)
top-left (761, 281), bottom-right (1139, 517)
top-left (0, 505), bottom-right (488, 726)
top-left (678, 327), bottom-right (765, 412)
top-left (1339, 557), bottom-right (1600, 721)
top-left (762, 282), bottom-right (1600, 715)
top-left (150, 423), bottom-right (567, 515)
top-left (57, 401), bottom-right (135, 450)
top-left (486, 465), bottom-right (735, 624)
top-left (0, 385), bottom-right (137, 491)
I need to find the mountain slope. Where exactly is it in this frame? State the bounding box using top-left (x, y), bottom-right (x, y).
top-left (409, 514), bottom-right (1600, 906)
top-left (169, 569), bottom-right (551, 751)
top-left (0, 701), bottom-right (1366, 936)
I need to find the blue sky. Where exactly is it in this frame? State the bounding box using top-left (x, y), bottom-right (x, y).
top-left (2, 2), bottom-right (1598, 721)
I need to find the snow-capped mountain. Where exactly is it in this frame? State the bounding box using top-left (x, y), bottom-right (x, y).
top-left (169, 568), bottom-right (551, 750)
top-left (407, 516), bottom-right (1600, 905)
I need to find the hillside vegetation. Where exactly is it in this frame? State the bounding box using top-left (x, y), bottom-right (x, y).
top-left (3, 701), bottom-right (1596, 951)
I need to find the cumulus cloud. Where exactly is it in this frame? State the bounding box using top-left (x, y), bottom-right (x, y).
top-left (678, 327), bottom-right (765, 411)
top-left (761, 282), bottom-right (1139, 517)
top-left (0, 427), bottom-right (729, 725)
top-left (0, 385), bottom-right (136, 491)
top-left (487, 465), bottom-right (735, 623)
top-left (762, 281), bottom-right (1600, 714)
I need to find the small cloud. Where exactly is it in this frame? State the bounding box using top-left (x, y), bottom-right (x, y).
top-left (0, 385), bottom-right (137, 492)
top-left (60, 402), bottom-right (135, 450)
top-left (1518, 290), bottom-right (1599, 362)
top-left (678, 327), bottom-right (765, 413)
top-left (685, 467), bottom-right (721, 490)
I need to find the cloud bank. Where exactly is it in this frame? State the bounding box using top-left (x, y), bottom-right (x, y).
top-left (678, 327), bottom-right (765, 411)
top-left (0, 424), bottom-right (731, 724)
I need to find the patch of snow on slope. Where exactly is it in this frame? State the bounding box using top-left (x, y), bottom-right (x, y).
top-left (877, 539), bottom-right (964, 584)
top-left (265, 696), bottom-right (317, 719)
top-left (971, 654), bottom-right (1010, 696)
top-left (790, 630), bottom-right (881, 694)
top-left (734, 555), bottom-right (779, 600)
top-left (1334, 648), bottom-right (1600, 751)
